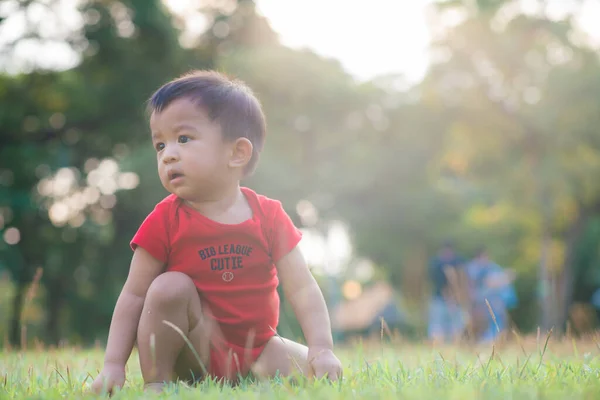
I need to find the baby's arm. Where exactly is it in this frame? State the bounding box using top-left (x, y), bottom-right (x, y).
top-left (91, 247), bottom-right (164, 394)
top-left (276, 246), bottom-right (342, 380)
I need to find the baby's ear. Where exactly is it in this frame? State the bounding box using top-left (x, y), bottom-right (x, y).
top-left (228, 137), bottom-right (253, 169)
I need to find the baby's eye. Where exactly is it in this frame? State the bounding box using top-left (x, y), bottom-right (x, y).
top-left (178, 135), bottom-right (190, 144)
top-left (155, 142), bottom-right (165, 152)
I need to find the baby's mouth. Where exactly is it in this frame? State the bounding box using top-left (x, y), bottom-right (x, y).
top-left (169, 172), bottom-right (184, 181)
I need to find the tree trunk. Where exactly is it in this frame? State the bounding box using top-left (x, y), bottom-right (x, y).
top-left (45, 280), bottom-right (64, 346)
top-left (539, 223), bottom-right (552, 331)
top-left (9, 280), bottom-right (26, 348)
top-left (557, 207), bottom-right (592, 335)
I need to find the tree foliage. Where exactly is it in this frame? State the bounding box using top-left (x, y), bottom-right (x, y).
top-left (1, 0), bottom-right (600, 345)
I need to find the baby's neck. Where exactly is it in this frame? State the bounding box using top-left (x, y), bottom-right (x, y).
top-left (184, 184), bottom-right (251, 224)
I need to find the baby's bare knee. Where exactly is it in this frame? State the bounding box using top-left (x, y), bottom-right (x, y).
top-left (145, 271), bottom-right (196, 308)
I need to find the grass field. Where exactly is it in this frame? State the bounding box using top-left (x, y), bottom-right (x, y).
top-left (2, 334), bottom-right (600, 399)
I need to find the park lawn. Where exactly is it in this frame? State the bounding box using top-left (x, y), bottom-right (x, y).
top-left (2, 337), bottom-right (600, 399)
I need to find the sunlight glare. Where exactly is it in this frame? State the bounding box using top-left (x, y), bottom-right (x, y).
top-left (342, 280), bottom-right (362, 300)
top-left (69, 213), bottom-right (86, 228)
top-left (118, 172), bottom-right (140, 190)
top-left (83, 187), bottom-right (100, 205)
top-left (255, 0), bottom-right (431, 82)
top-left (3, 227), bottom-right (20, 245)
top-left (49, 202), bottom-right (70, 226)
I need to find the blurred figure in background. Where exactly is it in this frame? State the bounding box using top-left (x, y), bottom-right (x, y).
top-left (427, 241), bottom-right (466, 342)
top-left (466, 247), bottom-right (518, 342)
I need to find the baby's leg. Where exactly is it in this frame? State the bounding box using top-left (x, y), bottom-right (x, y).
top-left (137, 271), bottom-right (211, 388)
top-left (251, 336), bottom-right (309, 379)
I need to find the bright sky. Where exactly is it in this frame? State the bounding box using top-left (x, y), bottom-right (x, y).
top-left (0, 0), bottom-right (433, 81)
top-left (168, 0), bottom-right (600, 83)
top-left (255, 0), bottom-right (432, 83)
top-left (3, 0), bottom-right (600, 82)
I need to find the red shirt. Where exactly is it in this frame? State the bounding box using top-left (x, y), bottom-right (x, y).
top-left (130, 187), bottom-right (302, 348)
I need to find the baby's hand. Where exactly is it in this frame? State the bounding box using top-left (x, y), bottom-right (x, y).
top-left (90, 362), bottom-right (126, 395)
top-left (308, 347), bottom-right (342, 381)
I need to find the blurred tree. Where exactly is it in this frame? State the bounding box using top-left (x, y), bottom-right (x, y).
top-left (0, 0), bottom-right (362, 345)
top-left (424, 0), bottom-right (600, 333)
top-left (0, 71), bottom-right (68, 346)
top-left (0, 0), bottom-right (199, 346)
top-left (2, 0), bottom-right (600, 346)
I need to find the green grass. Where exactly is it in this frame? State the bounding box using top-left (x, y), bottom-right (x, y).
top-left (2, 337), bottom-right (600, 399)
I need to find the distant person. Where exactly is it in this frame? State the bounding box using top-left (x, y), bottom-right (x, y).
top-left (466, 248), bottom-right (517, 342)
top-left (91, 71), bottom-right (341, 394)
top-left (428, 241), bottom-right (466, 342)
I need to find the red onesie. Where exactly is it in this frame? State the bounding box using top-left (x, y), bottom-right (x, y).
top-left (130, 187), bottom-right (302, 381)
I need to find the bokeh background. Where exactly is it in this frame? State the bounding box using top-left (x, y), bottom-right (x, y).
top-left (2, 0), bottom-right (600, 348)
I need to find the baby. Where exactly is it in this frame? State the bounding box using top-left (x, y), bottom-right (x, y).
top-left (91, 70), bottom-right (342, 393)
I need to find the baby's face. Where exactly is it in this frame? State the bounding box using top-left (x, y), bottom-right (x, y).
top-left (149, 97), bottom-right (231, 200)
